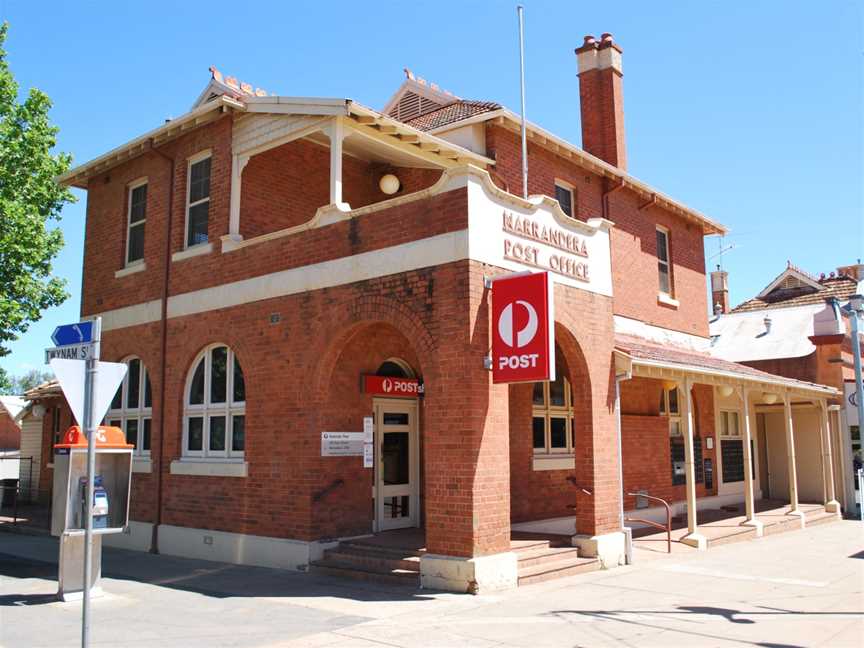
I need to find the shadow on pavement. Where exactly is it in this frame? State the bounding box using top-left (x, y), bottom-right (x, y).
top-left (0, 546), bottom-right (444, 604)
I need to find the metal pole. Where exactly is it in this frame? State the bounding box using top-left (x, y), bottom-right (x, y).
top-left (517, 5), bottom-right (528, 199)
top-left (81, 317), bottom-right (101, 648)
top-left (849, 300), bottom-right (864, 441)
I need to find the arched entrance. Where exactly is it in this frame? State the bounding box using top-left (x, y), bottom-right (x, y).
top-left (313, 321), bottom-right (424, 538)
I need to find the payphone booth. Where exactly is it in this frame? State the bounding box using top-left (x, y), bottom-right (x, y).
top-left (51, 426), bottom-right (133, 600)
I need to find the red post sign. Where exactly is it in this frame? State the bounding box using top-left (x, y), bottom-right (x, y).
top-left (363, 375), bottom-right (423, 397)
top-left (491, 271), bottom-right (555, 384)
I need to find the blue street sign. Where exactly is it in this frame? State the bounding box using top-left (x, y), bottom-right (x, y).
top-left (51, 321), bottom-right (94, 347)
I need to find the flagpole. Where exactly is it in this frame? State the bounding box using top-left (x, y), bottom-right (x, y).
top-left (517, 5), bottom-right (528, 199)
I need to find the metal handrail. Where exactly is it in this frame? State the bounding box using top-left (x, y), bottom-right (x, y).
top-left (566, 475), bottom-right (593, 496)
top-left (625, 491), bottom-right (672, 554)
top-left (312, 478), bottom-right (345, 503)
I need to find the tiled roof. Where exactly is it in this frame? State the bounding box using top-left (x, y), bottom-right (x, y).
top-left (23, 379), bottom-right (61, 401)
top-left (615, 334), bottom-right (835, 394)
top-left (403, 100), bottom-right (502, 132)
top-left (731, 276), bottom-right (858, 313)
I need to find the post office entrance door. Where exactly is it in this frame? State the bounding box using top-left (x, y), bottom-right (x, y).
top-left (374, 399), bottom-right (419, 531)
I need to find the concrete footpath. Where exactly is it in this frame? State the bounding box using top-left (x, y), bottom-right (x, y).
top-left (0, 520), bottom-right (862, 647)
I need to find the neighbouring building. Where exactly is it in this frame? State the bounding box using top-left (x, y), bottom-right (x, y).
top-left (40, 33), bottom-right (844, 592)
top-left (0, 395), bottom-right (24, 451)
top-left (711, 261), bottom-right (864, 516)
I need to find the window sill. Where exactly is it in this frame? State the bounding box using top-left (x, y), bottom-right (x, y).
top-left (132, 457), bottom-right (152, 474)
top-left (170, 458), bottom-right (247, 477)
top-left (115, 262), bottom-right (146, 278)
top-left (172, 242), bottom-right (213, 262)
top-left (657, 293), bottom-right (680, 309)
top-left (532, 455), bottom-right (575, 471)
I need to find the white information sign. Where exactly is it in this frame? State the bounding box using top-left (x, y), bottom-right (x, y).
top-left (363, 443), bottom-right (374, 468)
top-left (50, 358), bottom-right (128, 429)
top-left (321, 432), bottom-right (364, 457)
top-left (363, 416), bottom-right (374, 443)
top-left (845, 383), bottom-right (859, 426)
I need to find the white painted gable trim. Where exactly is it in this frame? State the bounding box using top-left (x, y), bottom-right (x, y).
top-left (757, 267), bottom-right (823, 299)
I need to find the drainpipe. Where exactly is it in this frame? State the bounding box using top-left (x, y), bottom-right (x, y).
top-left (147, 139), bottom-right (175, 554)
top-left (601, 178), bottom-right (624, 221)
top-left (615, 367), bottom-right (632, 564)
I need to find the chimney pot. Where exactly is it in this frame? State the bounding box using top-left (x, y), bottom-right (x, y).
top-left (576, 31), bottom-right (626, 169)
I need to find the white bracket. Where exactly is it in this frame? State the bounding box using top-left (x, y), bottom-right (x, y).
top-left (483, 355), bottom-right (492, 370)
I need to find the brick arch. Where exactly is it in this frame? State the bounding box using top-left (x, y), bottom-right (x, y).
top-left (311, 296), bottom-right (436, 403)
top-left (553, 320), bottom-right (597, 534)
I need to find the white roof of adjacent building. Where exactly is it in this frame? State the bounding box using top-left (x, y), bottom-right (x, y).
top-left (709, 303), bottom-right (826, 362)
top-left (0, 395), bottom-right (26, 422)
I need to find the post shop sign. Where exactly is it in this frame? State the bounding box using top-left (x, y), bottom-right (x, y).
top-left (363, 375), bottom-right (423, 397)
top-left (491, 271), bottom-right (555, 384)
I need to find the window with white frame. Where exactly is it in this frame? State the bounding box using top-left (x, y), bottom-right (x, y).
top-left (185, 153), bottom-right (211, 248)
top-left (554, 181), bottom-right (574, 218)
top-left (656, 227), bottom-right (673, 296)
top-left (183, 345), bottom-right (245, 459)
top-left (126, 180), bottom-right (147, 265)
top-left (106, 357), bottom-right (152, 456)
top-left (532, 352), bottom-right (575, 455)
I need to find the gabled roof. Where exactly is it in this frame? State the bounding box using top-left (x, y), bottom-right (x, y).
top-left (191, 66), bottom-right (272, 110)
top-left (755, 262), bottom-right (823, 300)
top-left (405, 100), bottom-right (502, 132)
top-left (23, 379), bottom-right (61, 401)
top-left (0, 396), bottom-right (25, 421)
top-left (382, 69), bottom-right (461, 121)
top-left (733, 272), bottom-right (858, 313)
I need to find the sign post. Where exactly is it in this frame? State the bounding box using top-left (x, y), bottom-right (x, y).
top-left (46, 318), bottom-right (102, 648)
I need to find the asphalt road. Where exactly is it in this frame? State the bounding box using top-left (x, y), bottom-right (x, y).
top-left (0, 520), bottom-right (862, 647)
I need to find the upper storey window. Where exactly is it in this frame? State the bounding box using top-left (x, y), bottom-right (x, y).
top-left (656, 226), bottom-right (673, 296)
top-left (126, 180), bottom-right (147, 265)
top-left (185, 152), bottom-right (212, 248)
top-left (554, 181), bottom-right (574, 218)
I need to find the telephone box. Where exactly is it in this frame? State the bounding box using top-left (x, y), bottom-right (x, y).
top-left (51, 426), bottom-right (133, 537)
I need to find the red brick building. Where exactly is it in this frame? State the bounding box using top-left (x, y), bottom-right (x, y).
top-left (46, 34), bottom-right (843, 591)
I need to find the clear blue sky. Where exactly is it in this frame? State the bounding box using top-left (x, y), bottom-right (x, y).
top-left (1, 0), bottom-right (862, 377)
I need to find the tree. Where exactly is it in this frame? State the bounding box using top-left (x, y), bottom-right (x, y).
top-left (0, 22), bottom-right (73, 356)
top-left (0, 366), bottom-right (12, 394)
top-left (12, 368), bottom-right (52, 393)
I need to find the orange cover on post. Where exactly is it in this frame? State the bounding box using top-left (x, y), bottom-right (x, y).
top-left (54, 426), bottom-right (133, 450)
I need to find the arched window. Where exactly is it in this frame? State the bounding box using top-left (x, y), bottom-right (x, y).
top-left (532, 349), bottom-right (575, 455)
top-left (376, 358), bottom-right (415, 378)
top-left (183, 344), bottom-right (245, 458)
top-left (106, 357), bottom-right (152, 456)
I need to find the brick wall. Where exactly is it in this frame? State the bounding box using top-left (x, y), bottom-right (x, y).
top-left (486, 124), bottom-right (709, 336)
top-left (240, 137), bottom-right (443, 240)
top-left (0, 413), bottom-right (19, 450)
top-left (621, 382), bottom-right (717, 510)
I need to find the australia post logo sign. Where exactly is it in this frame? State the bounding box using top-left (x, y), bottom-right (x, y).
top-left (363, 375), bottom-right (423, 397)
top-left (491, 272), bottom-right (555, 384)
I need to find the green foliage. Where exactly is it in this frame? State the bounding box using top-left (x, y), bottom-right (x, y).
top-left (0, 366), bottom-right (12, 394)
top-left (11, 368), bottom-right (52, 393)
top-left (0, 22), bottom-right (74, 356)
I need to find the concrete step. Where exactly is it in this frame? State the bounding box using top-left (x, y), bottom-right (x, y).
top-left (310, 561), bottom-right (419, 587)
top-left (321, 548), bottom-right (420, 573)
top-left (706, 526), bottom-right (757, 548)
top-left (805, 512), bottom-right (842, 528)
top-left (517, 556), bottom-right (601, 586)
top-left (516, 546), bottom-right (581, 569)
top-left (510, 538), bottom-right (552, 554)
top-left (337, 541), bottom-right (423, 559)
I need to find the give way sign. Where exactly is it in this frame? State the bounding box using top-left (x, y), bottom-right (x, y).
top-left (491, 271), bottom-right (555, 384)
top-left (49, 359), bottom-right (128, 428)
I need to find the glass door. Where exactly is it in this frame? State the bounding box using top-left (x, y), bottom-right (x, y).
top-left (374, 399), bottom-right (419, 531)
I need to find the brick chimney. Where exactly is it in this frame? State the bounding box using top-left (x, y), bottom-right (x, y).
top-left (576, 33), bottom-right (627, 170)
top-left (711, 266), bottom-right (730, 315)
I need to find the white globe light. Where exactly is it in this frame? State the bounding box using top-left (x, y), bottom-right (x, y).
top-left (379, 174), bottom-right (400, 195)
top-left (762, 392), bottom-right (778, 405)
top-left (718, 385), bottom-right (734, 398)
